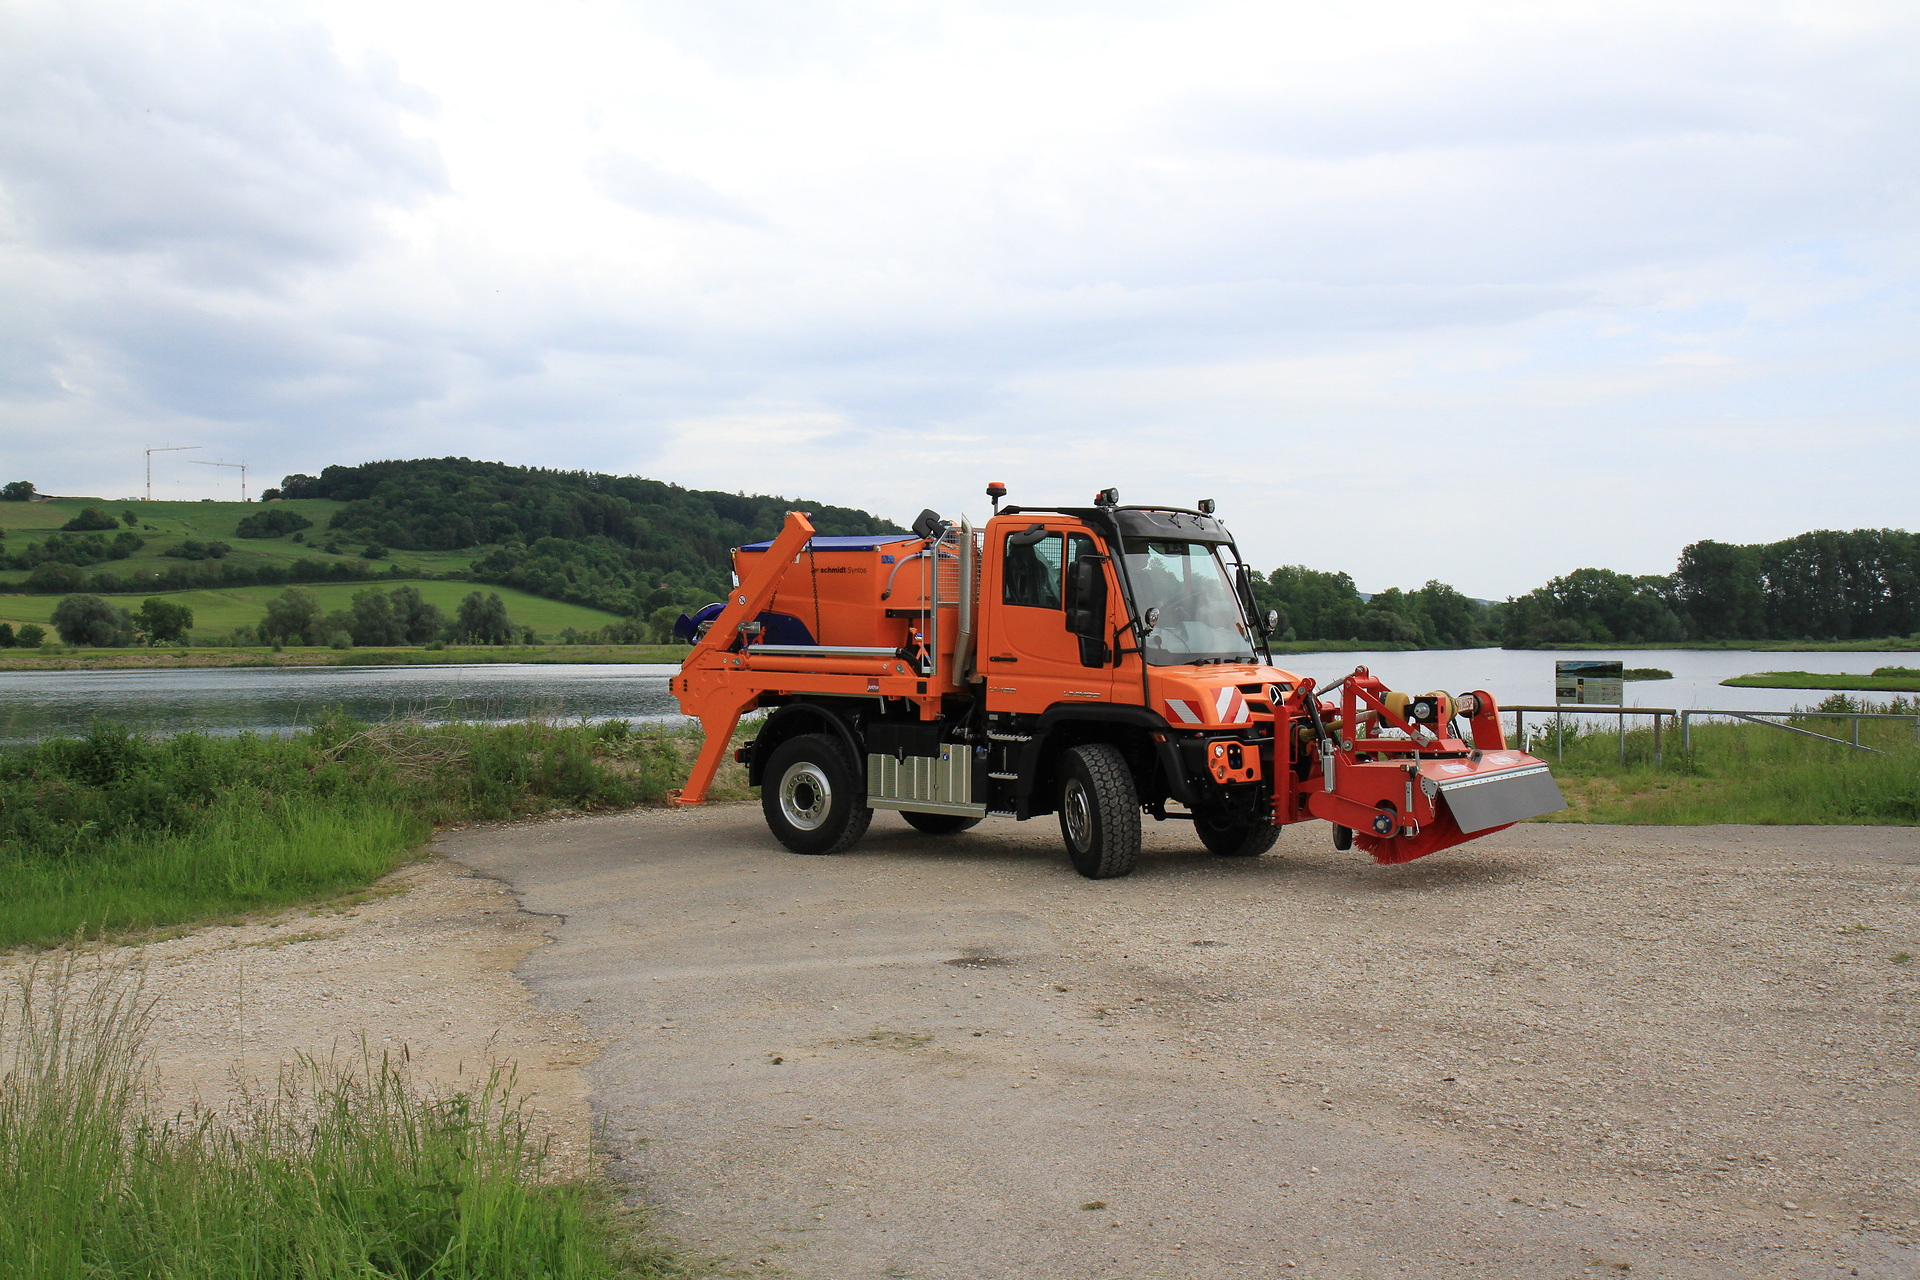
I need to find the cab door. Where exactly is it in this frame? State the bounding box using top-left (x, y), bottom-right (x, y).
top-left (981, 522), bottom-right (1115, 715)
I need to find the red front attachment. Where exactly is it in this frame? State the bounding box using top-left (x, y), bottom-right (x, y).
top-left (1286, 668), bottom-right (1565, 864)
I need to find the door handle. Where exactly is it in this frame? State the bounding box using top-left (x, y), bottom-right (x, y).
top-left (988, 655), bottom-right (1018, 662)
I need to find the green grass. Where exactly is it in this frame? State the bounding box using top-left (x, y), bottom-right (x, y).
top-left (0, 800), bottom-right (426, 949)
top-left (0, 953), bottom-right (695, 1279)
top-left (1622, 667), bottom-right (1672, 681)
top-left (1522, 697), bottom-right (1920, 824)
top-left (0, 717), bottom-right (745, 951)
top-left (0, 497), bottom-right (493, 586)
top-left (1722, 670), bottom-right (1920, 692)
top-left (0, 579), bottom-right (623, 634)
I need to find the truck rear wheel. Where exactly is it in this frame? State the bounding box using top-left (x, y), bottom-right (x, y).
top-left (1196, 816), bottom-right (1280, 858)
top-left (901, 812), bottom-right (982, 835)
top-left (762, 733), bottom-right (872, 856)
top-left (1057, 743), bottom-right (1139, 879)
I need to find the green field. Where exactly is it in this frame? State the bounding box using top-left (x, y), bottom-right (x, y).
top-left (0, 578), bottom-right (622, 635)
top-left (1722, 670), bottom-right (1920, 693)
top-left (0, 496), bottom-right (494, 585)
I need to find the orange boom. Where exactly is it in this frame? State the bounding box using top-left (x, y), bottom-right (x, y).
top-left (671, 487), bottom-right (1564, 877)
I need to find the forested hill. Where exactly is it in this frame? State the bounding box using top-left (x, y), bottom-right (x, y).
top-left (273, 458), bottom-right (901, 617)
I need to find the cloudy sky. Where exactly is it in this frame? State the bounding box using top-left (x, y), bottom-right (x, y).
top-left (2, 0), bottom-right (1915, 597)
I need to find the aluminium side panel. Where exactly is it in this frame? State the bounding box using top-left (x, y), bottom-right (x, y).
top-left (867, 745), bottom-right (986, 817)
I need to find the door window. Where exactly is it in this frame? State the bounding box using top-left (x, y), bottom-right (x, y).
top-left (1002, 531), bottom-right (1063, 608)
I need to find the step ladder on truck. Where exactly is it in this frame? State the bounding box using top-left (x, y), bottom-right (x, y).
top-left (668, 484), bottom-right (1566, 878)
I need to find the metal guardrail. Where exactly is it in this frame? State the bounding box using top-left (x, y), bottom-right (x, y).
top-left (1506, 705), bottom-right (1673, 764)
top-left (1503, 704), bottom-right (1920, 766)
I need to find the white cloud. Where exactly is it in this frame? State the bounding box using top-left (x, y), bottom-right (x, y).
top-left (1, 0), bottom-right (1916, 593)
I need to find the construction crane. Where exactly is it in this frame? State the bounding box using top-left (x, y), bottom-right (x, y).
top-left (669, 484), bottom-right (1565, 878)
top-left (144, 446), bottom-right (199, 500)
top-left (190, 459), bottom-right (249, 502)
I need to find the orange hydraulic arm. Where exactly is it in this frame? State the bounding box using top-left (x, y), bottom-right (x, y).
top-left (668, 510), bottom-right (817, 805)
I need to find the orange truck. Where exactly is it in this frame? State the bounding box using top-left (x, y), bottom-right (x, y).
top-left (669, 485), bottom-right (1564, 878)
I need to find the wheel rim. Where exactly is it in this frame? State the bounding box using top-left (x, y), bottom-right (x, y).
top-left (1062, 777), bottom-right (1093, 851)
top-left (778, 761), bottom-right (832, 831)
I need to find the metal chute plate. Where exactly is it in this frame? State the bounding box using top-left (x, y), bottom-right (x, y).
top-left (1434, 763), bottom-right (1567, 832)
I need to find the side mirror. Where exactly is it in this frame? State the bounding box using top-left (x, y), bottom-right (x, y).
top-left (1066, 557), bottom-right (1112, 668)
top-left (1065, 558), bottom-right (1107, 638)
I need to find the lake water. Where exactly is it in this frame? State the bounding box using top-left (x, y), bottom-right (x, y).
top-left (0, 649), bottom-right (1905, 748)
top-left (1273, 648), bottom-right (1908, 714)
top-left (0, 663), bottom-right (683, 749)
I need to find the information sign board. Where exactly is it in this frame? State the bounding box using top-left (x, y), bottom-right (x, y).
top-left (1556, 660), bottom-right (1623, 706)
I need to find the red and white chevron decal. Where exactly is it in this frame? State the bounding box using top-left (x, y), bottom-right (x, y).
top-left (1164, 689), bottom-right (1251, 725)
top-left (1214, 686), bottom-right (1251, 724)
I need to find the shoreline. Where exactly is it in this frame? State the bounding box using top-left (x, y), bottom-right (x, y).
top-left (0, 643), bottom-right (691, 671)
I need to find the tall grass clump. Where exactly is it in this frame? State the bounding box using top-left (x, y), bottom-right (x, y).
top-left (0, 955), bottom-right (688, 1279)
top-left (0, 716), bottom-right (741, 949)
top-left (1523, 695), bottom-right (1920, 825)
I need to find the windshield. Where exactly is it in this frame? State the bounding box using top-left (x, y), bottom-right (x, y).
top-left (1122, 539), bottom-right (1257, 666)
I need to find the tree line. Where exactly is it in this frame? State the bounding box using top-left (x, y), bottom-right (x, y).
top-left (1245, 526), bottom-right (1919, 649)
top-left (1501, 528), bottom-right (1920, 646)
top-left (35, 586), bottom-right (530, 650)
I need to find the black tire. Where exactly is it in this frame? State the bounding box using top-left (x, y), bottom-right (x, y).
top-left (1196, 815), bottom-right (1280, 857)
top-left (1331, 824), bottom-right (1354, 852)
top-left (761, 733), bottom-right (872, 855)
top-left (901, 812), bottom-right (982, 835)
top-left (1056, 742), bottom-right (1140, 879)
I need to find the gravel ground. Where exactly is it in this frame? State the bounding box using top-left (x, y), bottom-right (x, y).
top-left (2, 854), bottom-right (599, 1175)
top-left (439, 806), bottom-right (1920, 1280)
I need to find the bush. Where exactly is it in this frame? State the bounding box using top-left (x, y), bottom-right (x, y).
top-left (452, 591), bottom-right (512, 644)
top-left (132, 598), bottom-right (193, 645)
top-left (234, 507), bottom-right (314, 539)
top-left (59, 507), bottom-right (120, 532)
top-left (161, 539), bottom-right (230, 561)
top-left (259, 587), bottom-right (322, 645)
top-left (50, 594), bottom-right (133, 647)
top-left (362, 542), bottom-right (388, 559)
top-left (25, 561), bottom-right (87, 593)
top-left (0, 623), bottom-right (12, 648)
top-left (15, 624), bottom-right (44, 648)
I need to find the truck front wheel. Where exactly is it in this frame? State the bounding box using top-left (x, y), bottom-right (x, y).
top-left (1057, 743), bottom-right (1140, 879)
top-left (762, 733), bottom-right (873, 856)
top-left (1196, 815), bottom-right (1280, 857)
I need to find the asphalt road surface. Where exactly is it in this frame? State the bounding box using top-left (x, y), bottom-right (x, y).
top-left (439, 807), bottom-right (1920, 1280)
